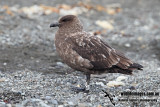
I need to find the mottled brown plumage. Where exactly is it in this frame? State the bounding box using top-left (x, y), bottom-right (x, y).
top-left (50, 15), bottom-right (143, 91)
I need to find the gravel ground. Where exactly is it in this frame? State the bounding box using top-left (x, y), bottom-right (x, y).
top-left (0, 0), bottom-right (160, 107)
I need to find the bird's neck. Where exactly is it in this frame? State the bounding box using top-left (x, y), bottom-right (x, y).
top-left (58, 23), bottom-right (83, 35)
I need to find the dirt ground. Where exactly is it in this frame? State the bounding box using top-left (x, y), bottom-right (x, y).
top-left (0, 0), bottom-right (160, 107)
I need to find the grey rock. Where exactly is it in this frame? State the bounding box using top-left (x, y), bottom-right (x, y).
top-left (45, 96), bottom-right (58, 105)
top-left (67, 93), bottom-right (83, 106)
top-left (78, 103), bottom-right (92, 107)
top-left (0, 102), bottom-right (6, 107)
top-left (21, 99), bottom-right (50, 107)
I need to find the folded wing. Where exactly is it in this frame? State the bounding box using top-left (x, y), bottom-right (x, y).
top-left (66, 32), bottom-right (142, 74)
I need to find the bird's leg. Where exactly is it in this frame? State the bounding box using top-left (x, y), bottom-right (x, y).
top-left (71, 74), bottom-right (90, 93)
top-left (85, 74), bottom-right (90, 91)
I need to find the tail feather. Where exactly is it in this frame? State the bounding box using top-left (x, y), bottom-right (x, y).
top-left (108, 63), bottom-right (143, 75)
top-left (129, 63), bottom-right (143, 70)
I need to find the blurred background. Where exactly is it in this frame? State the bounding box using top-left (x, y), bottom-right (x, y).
top-left (0, 0), bottom-right (160, 106)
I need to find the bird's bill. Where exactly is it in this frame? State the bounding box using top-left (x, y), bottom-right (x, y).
top-left (50, 22), bottom-right (60, 27)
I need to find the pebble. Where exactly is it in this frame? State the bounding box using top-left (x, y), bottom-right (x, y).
top-left (22, 98), bottom-right (50, 107)
top-left (0, 102), bottom-right (6, 107)
top-left (124, 43), bottom-right (131, 47)
top-left (3, 63), bottom-right (7, 66)
top-left (59, 7), bottom-right (88, 15)
top-left (56, 62), bottom-right (64, 67)
top-left (6, 104), bottom-right (12, 107)
top-left (78, 103), bottom-right (92, 107)
top-left (95, 20), bottom-right (114, 30)
top-left (67, 93), bottom-right (83, 106)
top-left (137, 36), bottom-right (143, 41)
top-left (116, 76), bottom-right (128, 82)
top-left (45, 96), bottom-right (58, 105)
top-left (58, 105), bottom-right (64, 107)
top-left (157, 68), bottom-right (160, 71)
top-left (36, 25), bottom-right (42, 30)
top-left (129, 86), bottom-right (136, 90)
top-left (95, 82), bottom-right (105, 87)
top-left (0, 21), bottom-right (4, 25)
top-left (107, 81), bottom-right (125, 87)
top-left (51, 100), bottom-right (58, 105)
top-left (68, 101), bottom-right (75, 105)
top-left (0, 78), bottom-right (7, 82)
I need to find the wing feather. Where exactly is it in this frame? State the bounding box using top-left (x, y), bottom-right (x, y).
top-left (66, 32), bottom-right (133, 70)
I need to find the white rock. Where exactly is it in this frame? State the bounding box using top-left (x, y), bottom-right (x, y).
top-left (107, 81), bottom-right (125, 87)
top-left (78, 103), bottom-right (92, 107)
top-left (95, 82), bottom-right (105, 87)
top-left (0, 78), bottom-right (8, 82)
top-left (56, 62), bottom-right (64, 66)
top-left (0, 102), bottom-right (6, 107)
top-left (6, 104), bottom-right (12, 107)
top-left (157, 68), bottom-right (160, 71)
top-left (116, 76), bottom-right (128, 82)
top-left (124, 43), bottom-right (131, 47)
top-left (21, 5), bottom-right (43, 15)
top-left (3, 63), bottom-right (7, 66)
top-left (95, 20), bottom-right (114, 30)
top-left (68, 101), bottom-right (74, 105)
top-left (59, 7), bottom-right (88, 15)
top-left (58, 105), bottom-right (64, 107)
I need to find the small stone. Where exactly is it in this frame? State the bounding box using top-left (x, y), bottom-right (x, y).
top-left (137, 36), bottom-right (142, 41)
top-left (0, 102), bottom-right (6, 107)
top-left (151, 54), bottom-right (156, 58)
top-left (51, 99), bottom-right (58, 105)
top-left (125, 89), bottom-right (130, 91)
top-left (78, 103), bottom-right (92, 107)
top-left (68, 101), bottom-right (74, 105)
top-left (107, 81), bottom-right (125, 87)
top-left (157, 68), bottom-right (160, 71)
top-left (36, 25), bottom-right (42, 30)
top-left (95, 20), bottom-right (114, 30)
top-left (58, 105), bottom-right (64, 107)
top-left (113, 96), bottom-right (119, 102)
top-left (6, 104), bottom-right (12, 107)
top-left (116, 76), bottom-right (128, 82)
top-left (45, 96), bottom-right (52, 100)
top-left (141, 44), bottom-right (146, 49)
top-left (134, 20), bottom-right (140, 26)
top-left (22, 98), bottom-right (50, 107)
top-left (30, 57), bottom-right (34, 59)
top-left (95, 82), bottom-right (105, 87)
top-left (0, 78), bottom-right (8, 82)
top-left (97, 105), bottom-right (102, 107)
top-left (124, 43), bottom-right (131, 47)
top-left (17, 64), bottom-right (23, 67)
top-left (44, 10), bottom-right (52, 15)
top-left (129, 86), bottom-right (136, 90)
top-left (78, 103), bottom-right (86, 107)
top-left (45, 96), bottom-right (58, 105)
top-left (3, 63), bottom-right (7, 66)
top-left (77, 84), bottom-right (80, 87)
top-left (67, 93), bottom-right (83, 105)
top-left (56, 62), bottom-right (64, 66)
top-left (59, 7), bottom-right (88, 15)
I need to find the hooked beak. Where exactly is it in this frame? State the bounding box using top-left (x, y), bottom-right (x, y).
top-left (50, 22), bottom-right (60, 28)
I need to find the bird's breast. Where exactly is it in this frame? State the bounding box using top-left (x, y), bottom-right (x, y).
top-left (55, 35), bottom-right (74, 63)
